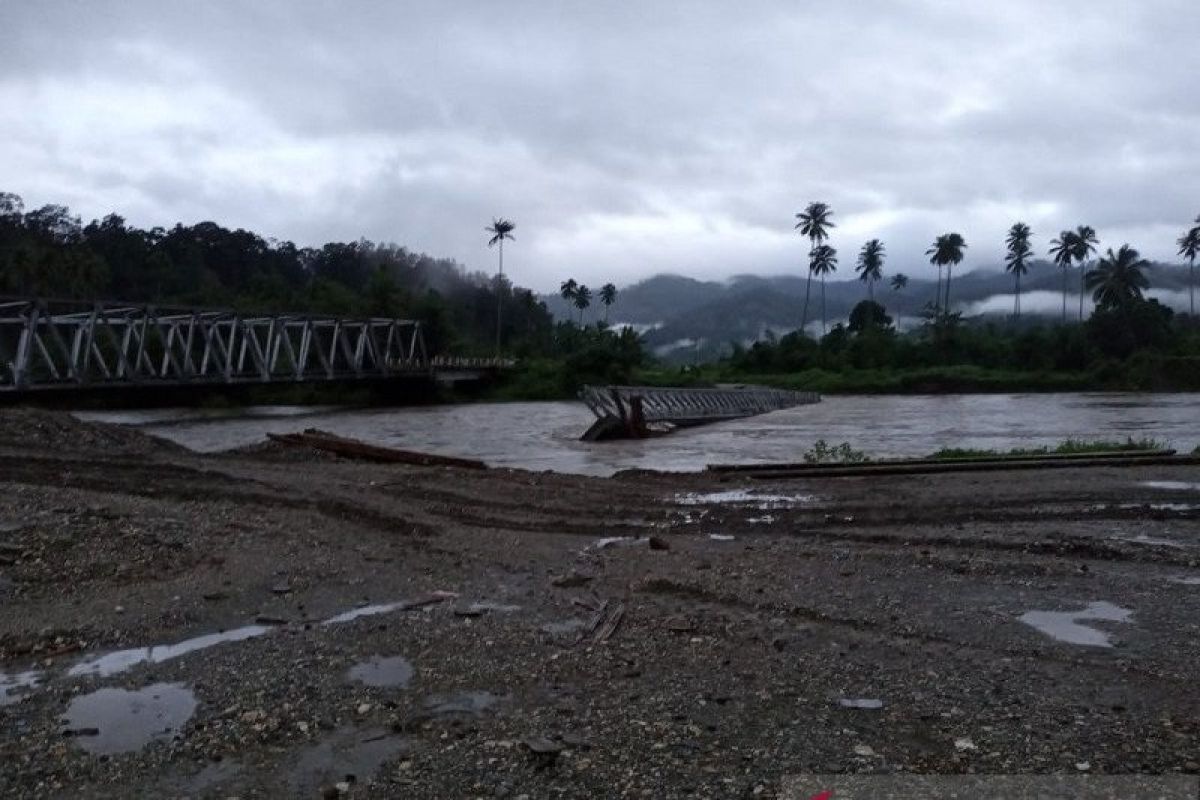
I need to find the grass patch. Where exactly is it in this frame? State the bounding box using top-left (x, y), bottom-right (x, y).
top-left (929, 437), bottom-right (1168, 460)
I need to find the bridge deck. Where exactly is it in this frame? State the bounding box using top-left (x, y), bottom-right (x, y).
top-left (0, 298), bottom-right (511, 394)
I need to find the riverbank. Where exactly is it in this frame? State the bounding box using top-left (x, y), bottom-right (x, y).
top-left (1, 409), bottom-right (1199, 797)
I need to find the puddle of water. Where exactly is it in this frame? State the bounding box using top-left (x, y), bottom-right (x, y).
top-left (587, 536), bottom-right (639, 550)
top-left (0, 670), bottom-right (43, 706)
top-left (323, 602), bottom-right (413, 625)
top-left (69, 625), bottom-right (272, 679)
top-left (839, 698), bottom-right (884, 710)
top-left (423, 690), bottom-right (498, 716)
top-left (1141, 481), bottom-right (1200, 491)
top-left (62, 683), bottom-right (198, 754)
top-left (285, 727), bottom-right (410, 796)
top-left (1112, 534), bottom-right (1187, 548)
top-left (1109, 502), bottom-right (1200, 512)
top-left (540, 619), bottom-right (587, 636)
top-left (1018, 601), bottom-right (1133, 648)
top-left (321, 594), bottom-right (453, 625)
top-left (464, 602), bottom-right (522, 614)
top-left (347, 656), bottom-right (414, 688)
top-left (673, 490), bottom-right (816, 509)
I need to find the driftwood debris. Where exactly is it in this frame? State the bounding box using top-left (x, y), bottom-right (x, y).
top-left (584, 600), bottom-right (626, 642)
top-left (267, 429), bottom-right (487, 470)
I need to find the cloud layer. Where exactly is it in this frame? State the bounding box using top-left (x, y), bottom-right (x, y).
top-left (2, 1), bottom-right (1198, 290)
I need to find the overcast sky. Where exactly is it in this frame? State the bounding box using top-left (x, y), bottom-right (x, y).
top-left (2, 1), bottom-right (1197, 291)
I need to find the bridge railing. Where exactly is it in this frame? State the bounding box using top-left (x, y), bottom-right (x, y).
top-left (428, 355), bottom-right (517, 370)
top-left (0, 298), bottom-right (430, 391)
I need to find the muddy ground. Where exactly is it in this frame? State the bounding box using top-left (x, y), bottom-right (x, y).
top-left (1, 408), bottom-right (1199, 798)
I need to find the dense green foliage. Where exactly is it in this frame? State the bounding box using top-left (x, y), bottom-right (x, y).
top-left (929, 437), bottom-right (1167, 460)
top-left (645, 293), bottom-right (1200, 392)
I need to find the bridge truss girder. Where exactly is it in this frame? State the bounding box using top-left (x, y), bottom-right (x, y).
top-left (0, 299), bottom-right (429, 392)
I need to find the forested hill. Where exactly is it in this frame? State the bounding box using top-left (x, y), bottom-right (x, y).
top-left (0, 192), bottom-right (553, 355)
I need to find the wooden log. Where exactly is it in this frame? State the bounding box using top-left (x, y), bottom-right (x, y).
top-left (267, 429), bottom-right (488, 469)
top-left (745, 453), bottom-right (1200, 480)
top-left (708, 448), bottom-right (1177, 473)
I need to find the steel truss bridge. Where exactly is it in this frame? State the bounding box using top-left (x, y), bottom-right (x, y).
top-left (0, 298), bottom-right (507, 394)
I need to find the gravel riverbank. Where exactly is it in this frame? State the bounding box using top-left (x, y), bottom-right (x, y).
top-left (1, 409), bottom-right (1199, 798)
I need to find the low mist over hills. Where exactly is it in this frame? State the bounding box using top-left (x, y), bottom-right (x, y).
top-left (542, 262), bottom-right (1197, 362)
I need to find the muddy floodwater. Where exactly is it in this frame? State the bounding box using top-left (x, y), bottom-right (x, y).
top-left (80, 392), bottom-right (1200, 475)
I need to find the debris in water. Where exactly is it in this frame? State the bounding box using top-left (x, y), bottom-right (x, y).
top-left (1170, 576), bottom-right (1200, 586)
top-left (954, 737), bottom-right (978, 752)
top-left (1018, 601), bottom-right (1133, 648)
top-left (746, 516), bottom-right (775, 525)
top-left (61, 683), bottom-right (197, 755)
top-left (708, 533), bottom-right (736, 541)
top-left (347, 656), bottom-right (414, 688)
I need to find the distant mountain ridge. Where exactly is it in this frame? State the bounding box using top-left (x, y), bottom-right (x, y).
top-left (541, 261), bottom-right (1194, 361)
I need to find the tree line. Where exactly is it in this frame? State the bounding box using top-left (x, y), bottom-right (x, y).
top-left (793, 201), bottom-right (1200, 331)
top-left (0, 193), bottom-right (649, 391)
top-left (0, 191), bottom-right (571, 357)
top-left (717, 204), bottom-right (1200, 391)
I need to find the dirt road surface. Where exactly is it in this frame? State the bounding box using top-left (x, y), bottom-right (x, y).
top-left (1, 409), bottom-right (1199, 798)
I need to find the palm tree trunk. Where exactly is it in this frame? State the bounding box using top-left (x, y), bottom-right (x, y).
top-left (1191, 258), bottom-right (1196, 318)
top-left (821, 276), bottom-right (827, 335)
top-left (943, 266), bottom-right (953, 316)
top-left (495, 240), bottom-right (504, 356)
top-left (801, 271), bottom-right (813, 334)
top-left (1014, 272), bottom-right (1021, 318)
top-left (868, 279), bottom-right (874, 303)
top-left (934, 267), bottom-right (942, 317)
top-left (1061, 268), bottom-right (1067, 323)
top-left (1078, 262), bottom-right (1085, 321)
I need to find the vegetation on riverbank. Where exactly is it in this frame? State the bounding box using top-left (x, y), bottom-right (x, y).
top-left (928, 437), bottom-right (1168, 460)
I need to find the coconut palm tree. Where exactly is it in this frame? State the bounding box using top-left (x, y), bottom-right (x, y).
top-left (890, 273), bottom-right (908, 292)
top-left (559, 278), bottom-right (578, 308)
top-left (925, 233), bottom-right (967, 318)
top-left (794, 202), bottom-right (835, 333)
top-left (855, 239), bottom-right (885, 302)
top-left (1004, 222), bottom-right (1033, 318)
top-left (1086, 245), bottom-right (1150, 310)
top-left (809, 244), bottom-right (838, 334)
top-left (486, 217), bottom-right (516, 354)
top-left (1048, 230), bottom-right (1078, 323)
top-left (1178, 216), bottom-right (1200, 317)
top-left (573, 284), bottom-right (592, 324)
top-left (598, 282), bottom-right (618, 323)
top-left (1072, 225), bottom-right (1099, 320)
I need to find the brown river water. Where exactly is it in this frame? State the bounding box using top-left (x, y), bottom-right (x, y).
top-left (77, 392), bottom-right (1200, 476)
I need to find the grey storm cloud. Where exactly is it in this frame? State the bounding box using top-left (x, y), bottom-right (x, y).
top-left (1, 0), bottom-right (1198, 291)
